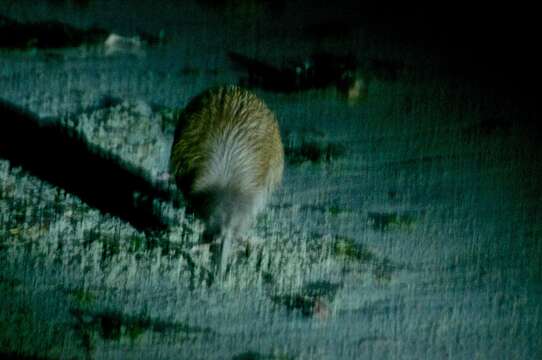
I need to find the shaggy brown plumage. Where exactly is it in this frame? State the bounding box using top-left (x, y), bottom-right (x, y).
top-left (170, 86), bottom-right (284, 241)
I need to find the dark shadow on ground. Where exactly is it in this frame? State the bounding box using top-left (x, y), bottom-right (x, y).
top-left (0, 14), bottom-right (108, 49)
top-left (0, 14), bottom-right (164, 50)
top-left (0, 352), bottom-right (48, 360)
top-left (228, 51), bottom-right (358, 94)
top-left (0, 100), bottom-right (175, 233)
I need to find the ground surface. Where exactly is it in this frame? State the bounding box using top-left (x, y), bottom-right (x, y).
top-left (1, 1), bottom-right (541, 359)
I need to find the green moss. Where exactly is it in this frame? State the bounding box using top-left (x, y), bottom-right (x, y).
top-left (68, 289), bottom-right (96, 307)
top-left (128, 234), bottom-right (145, 253)
top-left (100, 236), bottom-right (121, 262)
top-left (126, 321), bottom-right (147, 341)
top-left (333, 237), bottom-right (375, 263)
top-left (328, 205), bottom-right (344, 216)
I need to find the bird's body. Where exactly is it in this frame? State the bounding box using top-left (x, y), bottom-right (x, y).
top-left (170, 86), bottom-right (284, 244)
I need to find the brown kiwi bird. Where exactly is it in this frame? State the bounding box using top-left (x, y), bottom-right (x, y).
top-left (170, 86), bottom-right (284, 265)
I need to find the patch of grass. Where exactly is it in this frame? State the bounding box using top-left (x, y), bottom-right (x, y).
top-left (100, 235), bottom-right (121, 262)
top-left (333, 237), bottom-right (376, 263)
top-left (125, 321), bottom-right (147, 341)
top-left (303, 280), bottom-right (341, 299)
top-left (70, 308), bottom-right (215, 345)
top-left (368, 212), bottom-right (417, 231)
top-left (270, 280), bottom-right (340, 317)
top-left (330, 236), bottom-right (398, 283)
top-left (128, 234), bottom-right (145, 253)
top-left (270, 294), bottom-right (317, 317)
top-left (67, 288), bottom-right (96, 307)
top-left (328, 205), bottom-right (346, 216)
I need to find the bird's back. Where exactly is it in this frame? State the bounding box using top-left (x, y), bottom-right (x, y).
top-left (170, 86), bottom-right (283, 239)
